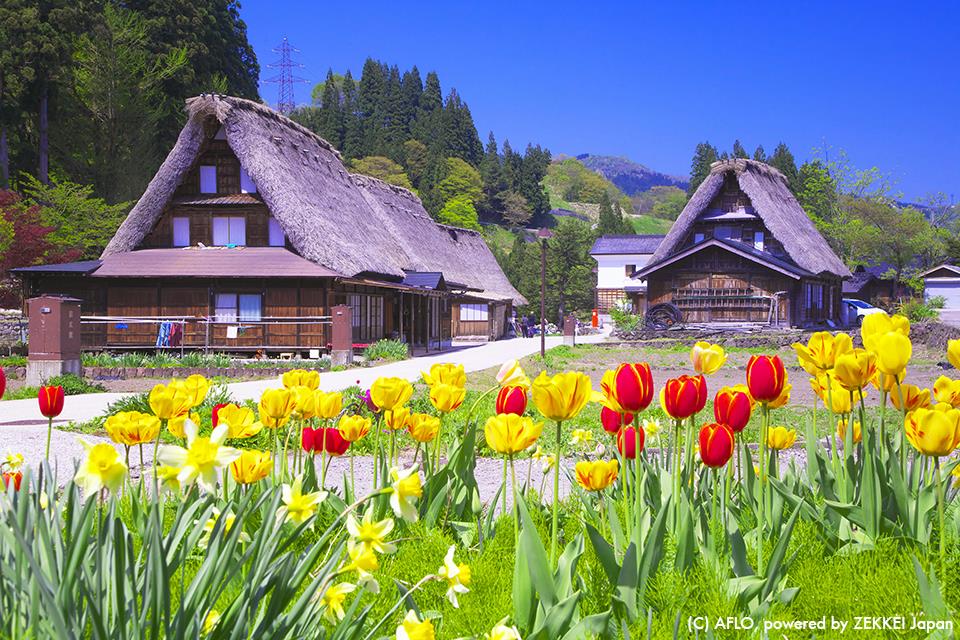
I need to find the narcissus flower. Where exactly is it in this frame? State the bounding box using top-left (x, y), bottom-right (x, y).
top-left (202, 610), bottom-right (220, 635)
top-left (713, 386), bottom-right (752, 432)
top-left (616, 425), bottom-right (644, 459)
top-left (690, 341), bottom-right (726, 375)
top-left (229, 450), bottom-right (272, 484)
top-left (485, 623), bottom-right (522, 640)
top-left (484, 414), bottom-right (543, 454)
top-left (437, 545), bottom-right (471, 607)
top-left (495, 385), bottom-right (527, 416)
top-left (3, 453), bottom-right (23, 471)
top-left (347, 510), bottom-right (397, 554)
top-left (642, 418), bottom-right (662, 437)
top-left (699, 423), bottom-right (735, 467)
top-left (197, 507), bottom-right (248, 549)
top-left (871, 331), bottom-right (912, 377)
top-left (904, 404), bottom-right (960, 457)
top-left (281, 368), bottom-right (320, 390)
top-left (792, 332), bottom-right (853, 375)
top-left (216, 404), bottom-right (262, 439)
top-left (388, 465), bottom-right (422, 521)
top-left (611, 363), bottom-right (655, 413)
top-left (891, 383), bottom-right (931, 412)
top-left (429, 382), bottom-right (466, 413)
top-left (338, 415), bottom-right (372, 442)
top-left (496, 359), bottom-right (530, 387)
top-left (948, 339), bottom-right (960, 371)
top-left (834, 349), bottom-right (877, 391)
top-left (370, 377), bottom-right (413, 411)
top-left (531, 446), bottom-right (556, 473)
top-left (861, 311), bottom-right (910, 352)
top-left (746, 355), bottom-right (786, 404)
top-left (38, 385), bottom-right (65, 418)
top-left (277, 476), bottom-right (325, 524)
top-left (933, 376), bottom-right (960, 407)
top-left (766, 426), bottom-right (797, 450)
top-left (104, 411), bottom-right (160, 446)
top-left (396, 610), bottom-right (435, 640)
top-left (258, 388), bottom-right (297, 428)
top-left (600, 405), bottom-right (633, 434)
top-left (421, 363), bottom-right (466, 388)
top-left (660, 374), bottom-right (707, 420)
top-left (385, 406), bottom-right (411, 431)
top-left (836, 419), bottom-right (862, 444)
top-left (148, 382), bottom-right (191, 420)
top-left (532, 371), bottom-right (592, 421)
top-left (570, 428), bottom-right (593, 446)
top-left (74, 441), bottom-right (127, 496)
top-left (314, 390), bottom-right (343, 420)
top-left (158, 422), bottom-right (241, 493)
top-left (575, 459), bottom-right (619, 491)
top-left (322, 582), bottom-right (356, 623)
top-left (155, 465), bottom-right (181, 493)
top-left (406, 413), bottom-right (440, 442)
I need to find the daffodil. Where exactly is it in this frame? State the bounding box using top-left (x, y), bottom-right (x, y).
top-left (370, 377), bottom-right (413, 411)
top-left (496, 359), bottom-right (530, 387)
top-left (281, 368), bottom-right (320, 390)
top-left (485, 622), bottom-right (522, 640)
top-left (531, 371), bottom-right (592, 422)
top-left (258, 388), bottom-right (298, 428)
top-left (321, 582), bottom-right (356, 623)
top-left (570, 428), bottom-right (593, 446)
top-left (74, 441), bottom-right (127, 496)
top-left (690, 341), bottom-right (726, 375)
top-left (197, 507), bottom-right (249, 549)
top-left (3, 453), bottom-right (24, 471)
top-left (642, 418), bottom-right (662, 437)
top-left (792, 332), bottom-right (852, 375)
top-left (531, 446), bottom-right (555, 473)
top-left (396, 610), bottom-right (435, 640)
top-left (155, 465), bottom-right (181, 493)
top-left (421, 363), bottom-right (466, 388)
top-left (216, 404), bottom-right (263, 439)
top-left (347, 510), bottom-right (397, 555)
top-left (484, 414), bottom-right (543, 454)
top-left (157, 421), bottom-right (241, 493)
top-left (429, 383), bottom-right (466, 413)
top-left (202, 610), bottom-right (220, 635)
top-left (437, 545), bottom-right (471, 607)
top-left (343, 540), bottom-right (380, 592)
top-left (766, 426), bottom-right (797, 450)
top-left (230, 450), bottom-right (272, 484)
top-left (104, 411), bottom-right (161, 446)
top-left (388, 465), bottom-right (422, 522)
top-left (277, 476), bottom-right (326, 525)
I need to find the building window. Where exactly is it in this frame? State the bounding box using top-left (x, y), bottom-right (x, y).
top-left (172, 217), bottom-right (190, 247)
top-left (215, 293), bottom-right (261, 323)
top-left (624, 264), bottom-right (636, 276)
top-left (240, 167), bottom-right (257, 194)
top-left (268, 218), bottom-right (285, 246)
top-left (694, 232), bottom-right (705, 243)
top-left (199, 165), bottom-right (217, 194)
top-left (754, 231), bottom-right (764, 251)
top-left (460, 303), bottom-right (489, 322)
top-left (347, 294), bottom-right (384, 342)
top-left (715, 226), bottom-right (733, 240)
top-left (212, 216), bottom-right (246, 246)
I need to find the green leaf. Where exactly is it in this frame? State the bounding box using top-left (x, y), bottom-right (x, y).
top-left (585, 523), bottom-right (619, 584)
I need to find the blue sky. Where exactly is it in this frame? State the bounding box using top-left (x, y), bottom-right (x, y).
top-left (241, 1), bottom-right (959, 201)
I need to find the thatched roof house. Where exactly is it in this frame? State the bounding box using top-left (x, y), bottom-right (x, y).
top-left (635, 159), bottom-right (849, 326)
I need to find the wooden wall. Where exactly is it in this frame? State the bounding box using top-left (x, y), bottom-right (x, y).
top-left (451, 301), bottom-right (511, 340)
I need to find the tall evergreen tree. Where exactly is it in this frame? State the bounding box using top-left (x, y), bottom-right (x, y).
top-left (732, 139), bottom-right (748, 159)
top-left (399, 66), bottom-right (423, 130)
top-left (440, 89), bottom-right (482, 166)
top-left (688, 142), bottom-right (718, 195)
top-left (412, 71), bottom-right (442, 150)
top-left (769, 142), bottom-right (800, 192)
top-left (753, 145), bottom-right (767, 162)
top-left (380, 65), bottom-right (406, 160)
top-left (317, 69), bottom-right (344, 149)
top-left (357, 58), bottom-right (386, 156)
top-left (518, 144), bottom-right (550, 221)
top-left (340, 71), bottom-right (363, 159)
top-left (479, 132), bottom-right (503, 217)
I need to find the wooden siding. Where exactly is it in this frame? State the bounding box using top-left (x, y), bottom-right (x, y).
top-left (141, 205), bottom-right (278, 249)
top-left (451, 301), bottom-right (511, 340)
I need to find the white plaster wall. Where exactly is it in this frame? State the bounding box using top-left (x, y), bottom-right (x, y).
top-left (594, 253), bottom-right (654, 289)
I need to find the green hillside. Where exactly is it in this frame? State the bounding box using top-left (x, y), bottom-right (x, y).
top-left (628, 214), bottom-right (673, 234)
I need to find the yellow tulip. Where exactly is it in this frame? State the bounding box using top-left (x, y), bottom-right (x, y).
top-left (810, 376), bottom-right (829, 402)
top-left (230, 450), bottom-right (272, 484)
top-left (890, 383), bottom-right (931, 412)
top-left (385, 406), bottom-right (411, 431)
top-left (871, 331), bottom-right (912, 377)
top-left (281, 368), bottom-right (320, 390)
top-left (837, 419), bottom-right (862, 444)
top-left (167, 412), bottom-right (201, 439)
top-left (818, 376), bottom-right (866, 414)
top-left (933, 376), bottom-right (960, 408)
top-left (948, 339), bottom-right (960, 371)
top-left (768, 380), bottom-right (792, 409)
top-left (338, 415), bottom-right (372, 442)
top-left (766, 426), bottom-right (796, 450)
top-left (833, 349), bottom-right (877, 391)
top-left (871, 369), bottom-right (905, 394)
top-left (496, 359), bottom-right (530, 387)
top-left (396, 610), bottom-right (435, 640)
top-left (690, 341), bottom-right (726, 375)
top-left (315, 390), bottom-right (343, 420)
top-left (74, 441), bottom-right (128, 496)
top-left (861, 311), bottom-right (910, 352)
top-left (904, 404), bottom-right (960, 457)
top-left (370, 377), bottom-right (413, 411)
top-left (406, 413), bottom-right (441, 442)
top-left (421, 363), bottom-right (466, 388)
top-left (176, 374), bottom-right (210, 408)
top-left (258, 388), bottom-right (297, 428)
top-left (217, 404), bottom-right (262, 439)
top-left (429, 383), bottom-right (466, 413)
top-left (292, 385), bottom-right (318, 419)
top-left (575, 459), bottom-right (619, 491)
top-left (792, 331), bottom-right (853, 375)
top-left (531, 371), bottom-right (592, 422)
top-left (104, 411), bottom-right (160, 446)
top-left (148, 382), bottom-right (192, 420)
top-left (484, 414), bottom-right (543, 454)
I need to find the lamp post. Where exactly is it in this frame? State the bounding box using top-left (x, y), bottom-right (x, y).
top-left (538, 227), bottom-right (553, 358)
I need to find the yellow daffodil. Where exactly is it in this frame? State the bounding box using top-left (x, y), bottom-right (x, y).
top-left (229, 450), bottom-right (272, 484)
top-left (948, 339), bottom-right (960, 370)
top-left (217, 404), bottom-right (262, 439)
top-left (861, 311), bottom-right (910, 352)
top-left (575, 459), bottom-right (619, 491)
top-left (690, 341), bottom-right (726, 375)
top-left (496, 359), bottom-right (530, 387)
top-left (3, 453), bottom-right (24, 471)
top-left (155, 465), bottom-right (181, 493)
top-left (385, 406), bottom-right (411, 431)
top-left (421, 363), bottom-right (466, 388)
top-left (277, 476), bottom-right (326, 525)
top-left (347, 510), bottom-right (397, 554)
top-left (834, 349), bottom-right (877, 391)
top-left (104, 411), bottom-right (160, 446)
top-left (396, 610), bottom-right (435, 640)
top-left (388, 465), bottom-right (422, 522)
top-left (292, 385), bottom-right (318, 419)
top-left (321, 582), bottom-right (356, 623)
top-left (437, 545), bottom-right (471, 608)
top-left (904, 404), bottom-right (960, 457)
top-left (766, 426), bottom-right (797, 450)
top-left (837, 419), bottom-right (862, 444)
top-left (871, 331), bottom-right (912, 377)
top-left (429, 383), bottom-right (466, 413)
top-left (933, 376), bottom-right (960, 407)
top-left (157, 421), bottom-right (241, 493)
top-left (485, 622), bottom-right (522, 640)
top-left (792, 331), bottom-right (853, 375)
top-left (642, 418), bottom-right (662, 437)
top-left (315, 390), bottom-right (343, 420)
top-left (891, 383), bottom-right (931, 412)
top-left (202, 610), bottom-right (220, 635)
top-left (531, 371), bottom-right (592, 422)
top-left (197, 507), bottom-right (249, 549)
top-left (343, 539), bottom-right (380, 592)
top-left (170, 374), bottom-right (210, 408)
top-left (148, 382), bottom-right (192, 420)
top-left (370, 377), bottom-right (413, 411)
top-left (74, 441), bottom-right (127, 496)
top-left (258, 388), bottom-right (298, 428)
top-left (484, 414), bottom-right (543, 454)
top-left (570, 428), bottom-right (594, 446)
top-left (406, 413), bottom-right (441, 442)
top-left (281, 368), bottom-right (320, 390)
top-left (167, 412), bottom-right (201, 439)
top-left (338, 415), bottom-right (372, 442)
top-left (531, 446), bottom-right (556, 472)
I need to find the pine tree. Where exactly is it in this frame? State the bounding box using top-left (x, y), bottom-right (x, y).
top-left (596, 191), bottom-right (619, 236)
top-left (479, 132), bottom-right (503, 218)
top-left (688, 142), bottom-right (719, 195)
top-left (399, 66), bottom-right (423, 130)
top-left (380, 65), bottom-right (405, 160)
top-left (340, 71), bottom-right (363, 159)
top-left (413, 71), bottom-right (442, 148)
top-left (317, 69), bottom-right (344, 149)
top-left (440, 89), bottom-right (482, 166)
top-left (357, 58), bottom-right (386, 157)
top-left (732, 139), bottom-right (748, 159)
top-left (518, 144), bottom-right (550, 222)
top-left (753, 145), bottom-right (767, 162)
top-left (501, 140), bottom-right (521, 191)
top-left (769, 142), bottom-right (800, 193)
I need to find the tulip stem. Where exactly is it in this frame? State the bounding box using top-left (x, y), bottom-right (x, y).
top-left (501, 456), bottom-right (508, 517)
top-left (673, 418), bottom-right (682, 527)
top-left (758, 403), bottom-right (769, 574)
top-left (433, 414), bottom-right (444, 470)
top-left (550, 420), bottom-right (562, 567)
top-left (634, 418), bottom-right (641, 539)
top-left (934, 457), bottom-right (946, 580)
top-left (510, 454), bottom-right (519, 544)
top-left (373, 413), bottom-right (384, 488)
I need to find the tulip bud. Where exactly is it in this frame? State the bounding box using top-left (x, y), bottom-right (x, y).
top-left (660, 375), bottom-right (707, 420)
top-left (699, 422), bottom-right (735, 467)
top-left (613, 363), bottom-right (655, 413)
top-left (495, 385), bottom-right (528, 416)
top-left (616, 425), bottom-right (644, 459)
top-left (746, 355), bottom-right (786, 403)
top-left (713, 387), bottom-right (752, 432)
top-left (601, 406), bottom-right (633, 434)
top-left (38, 385), bottom-right (65, 419)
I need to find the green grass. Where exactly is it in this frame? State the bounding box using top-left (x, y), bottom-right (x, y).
top-left (627, 214), bottom-right (673, 234)
top-left (2, 373), bottom-right (106, 401)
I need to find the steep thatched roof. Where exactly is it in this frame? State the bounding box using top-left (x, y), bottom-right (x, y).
top-left (103, 95), bottom-right (524, 304)
top-left (649, 159), bottom-right (850, 278)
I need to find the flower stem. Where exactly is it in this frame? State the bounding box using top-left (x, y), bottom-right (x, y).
top-left (44, 416), bottom-right (53, 460)
top-left (758, 403), bottom-right (769, 573)
top-left (935, 457), bottom-right (946, 580)
top-left (633, 417), bottom-right (641, 538)
top-left (550, 420), bottom-right (562, 567)
top-left (510, 454), bottom-right (518, 544)
top-left (373, 413), bottom-right (383, 487)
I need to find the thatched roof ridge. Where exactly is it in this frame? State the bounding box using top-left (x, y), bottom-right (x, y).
top-left (649, 159), bottom-right (850, 277)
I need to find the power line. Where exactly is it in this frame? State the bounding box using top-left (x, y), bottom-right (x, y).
top-left (264, 37), bottom-right (308, 114)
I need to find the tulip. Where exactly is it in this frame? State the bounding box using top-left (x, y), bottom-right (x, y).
top-left (601, 405), bottom-right (633, 434)
top-left (429, 383), bottom-right (466, 413)
top-left (949, 339), bottom-right (960, 371)
top-left (211, 402), bottom-right (228, 427)
top-left (230, 450), bottom-right (272, 484)
top-left (281, 368), bottom-right (320, 390)
top-left (904, 405), bottom-right (960, 457)
top-left (484, 414), bottom-right (543, 454)
top-left (792, 331), bottom-right (853, 375)
top-left (421, 363), bottom-right (466, 388)
top-left (74, 440), bottom-right (128, 497)
top-left (385, 406), bottom-right (411, 431)
top-left (714, 386), bottom-right (752, 432)
top-left (690, 341), bottom-right (726, 375)
top-left (617, 425), bottom-right (644, 459)
top-left (148, 382), bottom-right (191, 420)
top-left (746, 355), bottom-right (786, 403)
top-left (216, 404), bottom-right (262, 439)
top-left (2, 471), bottom-right (22, 491)
top-left (315, 390), bottom-right (343, 420)
top-left (406, 413), bottom-right (441, 443)
top-left (890, 383), bottom-right (931, 412)
top-left (861, 311), bottom-right (910, 352)
top-left (699, 423), bottom-right (735, 467)
top-left (575, 459), bottom-right (619, 491)
top-left (370, 377), bottom-right (413, 411)
top-left (157, 421), bottom-right (241, 493)
top-left (659, 374), bottom-right (707, 420)
top-left (933, 376), bottom-right (960, 408)
top-left (323, 428), bottom-right (350, 456)
top-left (104, 411), bottom-right (161, 447)
top-left (363, 389), bottom-right (378, 412)
top-left (496, 359), bottom-right (530, 387)
top-left (611, 363), bottom-right (655, 413)
top-left (171, 374), bottom-right (210, 408)
top-left (301, 426), bottom-right (323, 454)
top-left (836, 419), bottom-right (862, 444)
top-left (0, 367), bottom-right (5, 399)
top-left (871, 331), bottom-right (912, 377)
top-left (834, 349), bottom-right (877, 391)
top-left (767, 381), bottom-right (792, 409)
top-left (766, 426), bottom-right (796, 450)
top-left (258, 388), bottom-right (297, 428)
top-left (167, 412), bottom-right (201, 439)
top-left (810, 375), bottom-right (829, 403)
top-left (871, 369), bottom-right (905, 394)
top-left (338, 415), bottom-right (371, 442)
top-left (38, 384), bottom-right (65, 460)
top-left (292, 385), bottom-right (318, 419)
top-left (495, 385), bottom-right (528, 416)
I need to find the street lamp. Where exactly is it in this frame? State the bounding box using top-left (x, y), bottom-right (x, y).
top-left (537, 227), bottom-right (553, 358)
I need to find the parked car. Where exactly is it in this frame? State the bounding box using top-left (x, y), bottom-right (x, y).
top-left (842, 298), bottom-right (885, 326)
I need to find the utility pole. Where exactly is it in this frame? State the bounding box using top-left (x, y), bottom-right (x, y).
top-left (264, 37), bottom-right (308, 114)
top-left (538, 228), bottom-right (552, 358)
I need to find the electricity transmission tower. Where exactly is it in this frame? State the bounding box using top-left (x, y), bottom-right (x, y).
top-left (265, 37), bottom-right (308, 114)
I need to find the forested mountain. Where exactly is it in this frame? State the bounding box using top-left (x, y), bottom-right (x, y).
top-left (577, 154), bottom-right (688, 195)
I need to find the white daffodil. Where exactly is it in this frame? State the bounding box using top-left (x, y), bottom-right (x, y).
top-left (158, 420), bottom-right (240, 493)
top-left (388, 465), bottom-right (422, 522)
top-left (347, 510), bottom-right (397, 555)
top-left (436, 545), bottom-right (470, 608)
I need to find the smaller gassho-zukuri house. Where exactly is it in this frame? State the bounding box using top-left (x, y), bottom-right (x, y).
top-left (14, 95), bottom-right (524, 354)
top-left (634, 159), bottom-right (850, 327)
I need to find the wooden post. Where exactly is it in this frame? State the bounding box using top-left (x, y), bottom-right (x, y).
top-left (409, 294), bottom-right (415, 352)
top-left (330, 304), bottom-right (352, 367)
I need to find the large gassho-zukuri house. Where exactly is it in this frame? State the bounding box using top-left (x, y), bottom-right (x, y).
top-left (633, 159), bottom-right (850, 326)
top-left (14, 95), bottom-right (524, 354)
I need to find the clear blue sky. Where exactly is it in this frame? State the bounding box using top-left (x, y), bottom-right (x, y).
top-left (240, 0), bottom-right (958, 201)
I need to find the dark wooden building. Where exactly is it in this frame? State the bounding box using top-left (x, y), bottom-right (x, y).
top-left (634, 159), bottom-right (850, 327)
top-left (14, 96), bottom-right (524, 353)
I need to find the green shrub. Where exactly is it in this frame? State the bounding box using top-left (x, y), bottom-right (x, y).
top-left (2, 373), bottom-right (106, 400)
top-left (363, 339), bottom-right (409, 362)
top-left (897, 298), bottom-right (940, 323)
top-left (0, 354), bottom-right (27, 367)
top-left (610, 303), bottom-right (641, 332)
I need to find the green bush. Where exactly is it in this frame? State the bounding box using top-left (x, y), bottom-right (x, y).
top-left (897, 298), bottom-right (940, 323)
top-left (610, 305), bottom-right (641, 332)
top-left (0, 354), bottom-right (27, 367)
top-left (363, 339), bottom-right (409, 362)
top-left (2, 373), bottom-right (106, 400)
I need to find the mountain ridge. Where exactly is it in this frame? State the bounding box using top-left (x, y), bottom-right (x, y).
top-left (577, 153), bottom-right (689, 195)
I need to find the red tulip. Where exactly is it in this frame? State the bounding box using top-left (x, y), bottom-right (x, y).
top-left (2, 471), bottom-right (22, 491)
top-left (211, 403), bottom-right (229, 428)
top-left (0, 367), bottom-right (6, 399)
top-left (613, 363), bottom-right (655, 413)
top-left (713, 388), bottom-right (752, 433)
top-left (699, 422), bottom-right (735, 467)
top-left (496, 385), bottom-right (528, 416)
top-left (38, 385), bottom-right (65, 418)
top-left (660, 375), bottom-right (707, 420)
top-left (302, 426), bottom-right (322, 453)
top-left (616, 425), bottom-right (645, 459)
top-left (322, 427), bottom-right (350, 456)
top-left (601, 406), bottom-right (633, 434)
top-left (746, 355), bottom-right (786, 404)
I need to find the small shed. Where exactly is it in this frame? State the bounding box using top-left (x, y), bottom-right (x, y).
top-left (921, 264), bottom-right (960, 309)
